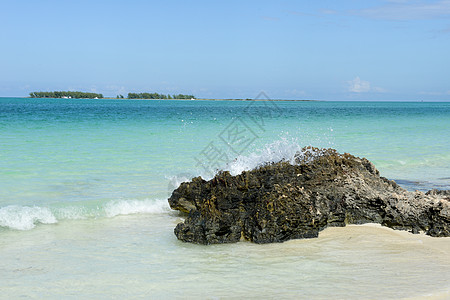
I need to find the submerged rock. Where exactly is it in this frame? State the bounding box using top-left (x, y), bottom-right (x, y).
top-left (168, 147), bottom-right (449, 244)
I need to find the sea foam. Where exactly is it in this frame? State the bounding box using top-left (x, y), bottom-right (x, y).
top-left (0, 198), bottom-right (170, 231)
top-left (104, 199), bottom-right (170, 217)
top-left (0, 205), bottom-right (57, 230)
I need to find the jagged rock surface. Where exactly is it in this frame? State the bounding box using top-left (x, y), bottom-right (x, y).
top-left (168, 148), bottom-right (450, 244)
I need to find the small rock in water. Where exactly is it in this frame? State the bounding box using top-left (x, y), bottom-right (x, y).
top-left (168, 147), bottom-right (450, 244)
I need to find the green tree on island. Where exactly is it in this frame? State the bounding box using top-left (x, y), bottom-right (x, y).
top-left (127, 92), bottom-right (195, 99)
top-left (29, 91), bottom-right (103, 99)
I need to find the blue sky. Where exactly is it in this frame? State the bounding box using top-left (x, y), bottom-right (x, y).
top-left (1, 0), bottom-right (449, 100)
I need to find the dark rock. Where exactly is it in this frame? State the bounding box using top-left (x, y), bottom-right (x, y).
top-left (168, 147), bottom-right (450, 244)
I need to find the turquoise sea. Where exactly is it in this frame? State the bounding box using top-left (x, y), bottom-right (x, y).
top-left (1, 97), bottom-right (449, 299)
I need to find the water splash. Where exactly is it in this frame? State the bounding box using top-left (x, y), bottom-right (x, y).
top-left (224, 138), bottom-right (305, 176)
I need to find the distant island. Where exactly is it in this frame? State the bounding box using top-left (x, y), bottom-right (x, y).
top-left (29, 91), bottom-right (195, 100)
top-left (27, 91), bottom-right (316, 101)
top-left (30, 91), bottom-right (103, 99)
top-left (127, 93), bottom-right (195, 100)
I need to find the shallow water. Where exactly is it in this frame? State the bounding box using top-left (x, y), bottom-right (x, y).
top-left (0, 98), bottom-right (449, 298)
top-left (1, 218), bottom-right (449, 299)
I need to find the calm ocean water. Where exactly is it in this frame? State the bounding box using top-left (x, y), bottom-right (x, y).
top-left (1, 97), bottom-right (449, 299)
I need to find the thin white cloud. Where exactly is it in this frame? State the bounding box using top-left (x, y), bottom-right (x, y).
top-left (262, 16), bottom-right (279, 22)
top-left (348, 77), bottom-right (386, 93)
top-left (348, 77), bottom-right (371, 93)
top-left (321, 9), bottom-right (338, 15)
top-left (353, 0), bottom-right (450, 20)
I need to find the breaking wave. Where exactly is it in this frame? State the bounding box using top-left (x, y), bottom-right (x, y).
top-left (0, 198), bottom-right (170, 231)
top-left (0, 206), bottom-right (57, 231)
